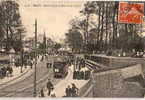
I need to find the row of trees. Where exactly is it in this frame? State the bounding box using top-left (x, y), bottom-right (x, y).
top-left (0, 0), bottom-right (25, 52)
top-left (65, 1), bottom-right (145, 54)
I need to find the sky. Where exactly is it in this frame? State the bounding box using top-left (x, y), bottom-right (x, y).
top-left (13, 0), bottom-right (145, 43)
top-left (17, 0), bottom-right (85, 42)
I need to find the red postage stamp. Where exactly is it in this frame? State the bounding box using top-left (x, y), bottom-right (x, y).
top-left (118, 2), bottom-right (144, 24)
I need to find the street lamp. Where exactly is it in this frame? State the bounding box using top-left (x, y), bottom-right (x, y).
top-left (33, 19), bottom-right (37, 97)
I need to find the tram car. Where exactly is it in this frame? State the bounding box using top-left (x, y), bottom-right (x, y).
top-left (53, 56), bottom-right (69, 78)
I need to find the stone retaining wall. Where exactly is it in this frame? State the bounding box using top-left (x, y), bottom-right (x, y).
top-left (79, 64), bottom-right (145, 97)
top-left (92, 64), bottom-right (145, 97)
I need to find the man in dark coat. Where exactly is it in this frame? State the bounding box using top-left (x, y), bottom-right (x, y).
top-left (65, 85), bottom-right (71, 97)
top-left (46, 79), bottom-right (54, 96)
top-left (71, 83), bottom-right (79, 97)
top-left (40, 88), bottom-right (45, 97)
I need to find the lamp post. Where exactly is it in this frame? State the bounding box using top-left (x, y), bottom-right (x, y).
top-left (20, 31), bottom-right (23, 73)
top-left (33, 19), bottom-right (37, 97)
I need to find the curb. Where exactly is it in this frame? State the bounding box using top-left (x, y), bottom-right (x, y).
top-left (0, 57), bottom-right (42, 86)
top-left (0, 68), bottom-right (30, 86)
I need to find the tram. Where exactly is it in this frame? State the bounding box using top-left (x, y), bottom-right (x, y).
top-left (53, 56), bottom-right (69, 78)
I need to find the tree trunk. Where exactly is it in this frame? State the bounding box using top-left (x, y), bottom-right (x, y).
top-left (100, 2), bottom-right (105, 51)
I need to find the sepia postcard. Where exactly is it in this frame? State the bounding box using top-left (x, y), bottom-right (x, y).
top-left (0, 0), bottom-right (145, 98)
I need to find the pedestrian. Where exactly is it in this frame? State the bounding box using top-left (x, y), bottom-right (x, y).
top-left (40, 88), bottom-right (45, 97)
top-left (85, 70), bottom-right (90, 80)
top-left (76, 71), bottom-right (79, 79)
top-left (1, 67), bottom-right (4, 78)
top-left (46, 79), bottom-right (54, 96)
top-left (80, 71), bottom-right (84, 79)
top-left (2, 67), bottom-right (6, 77)
top-left (73, 71), bottom-right (77, 79)
top-left (65, 85), bottom-right (71, 97)
top-left (6, 70), bottom-right (10, 77)
top-left (0, 68), bottom-right (2, 79)
top-left (71, 83), bottom-right (79, 97)
top-left (30, 61), bottom-right (33, 69)
top-left (9, 67), bottom-right (13, 77)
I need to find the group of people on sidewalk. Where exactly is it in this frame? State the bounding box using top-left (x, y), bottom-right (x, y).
top-left (65, 83), bottom-right (79, 97)
top-left (0, 66), bottom-right (13, 79)
top-left (73, 70), bottom-right (90, 80)
top-left (39, 79), bottom-right (79, 97)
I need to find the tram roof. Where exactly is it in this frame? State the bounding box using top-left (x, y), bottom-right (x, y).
top-left (53, 56), bottom-right (67, 63)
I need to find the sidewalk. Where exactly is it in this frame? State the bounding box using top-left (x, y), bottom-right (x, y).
top-left (0, 66), bottom-right (31, 85)
top-left (0, 56), bottom-right (42, 87)
top-left (42, 65), bottom-right (89, 97)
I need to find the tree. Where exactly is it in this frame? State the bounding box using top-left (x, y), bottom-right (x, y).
top-left (83, 1), bottom-right (144, 52)
top-left (0, 0), bottom-right (25, 52)
top-left (65, 1), bottom-right (144, 54)
top-left (65, 27), bottom-right (83, 53)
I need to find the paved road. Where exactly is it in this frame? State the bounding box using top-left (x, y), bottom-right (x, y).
top-left (0, 56), bottom-right (53, 97)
